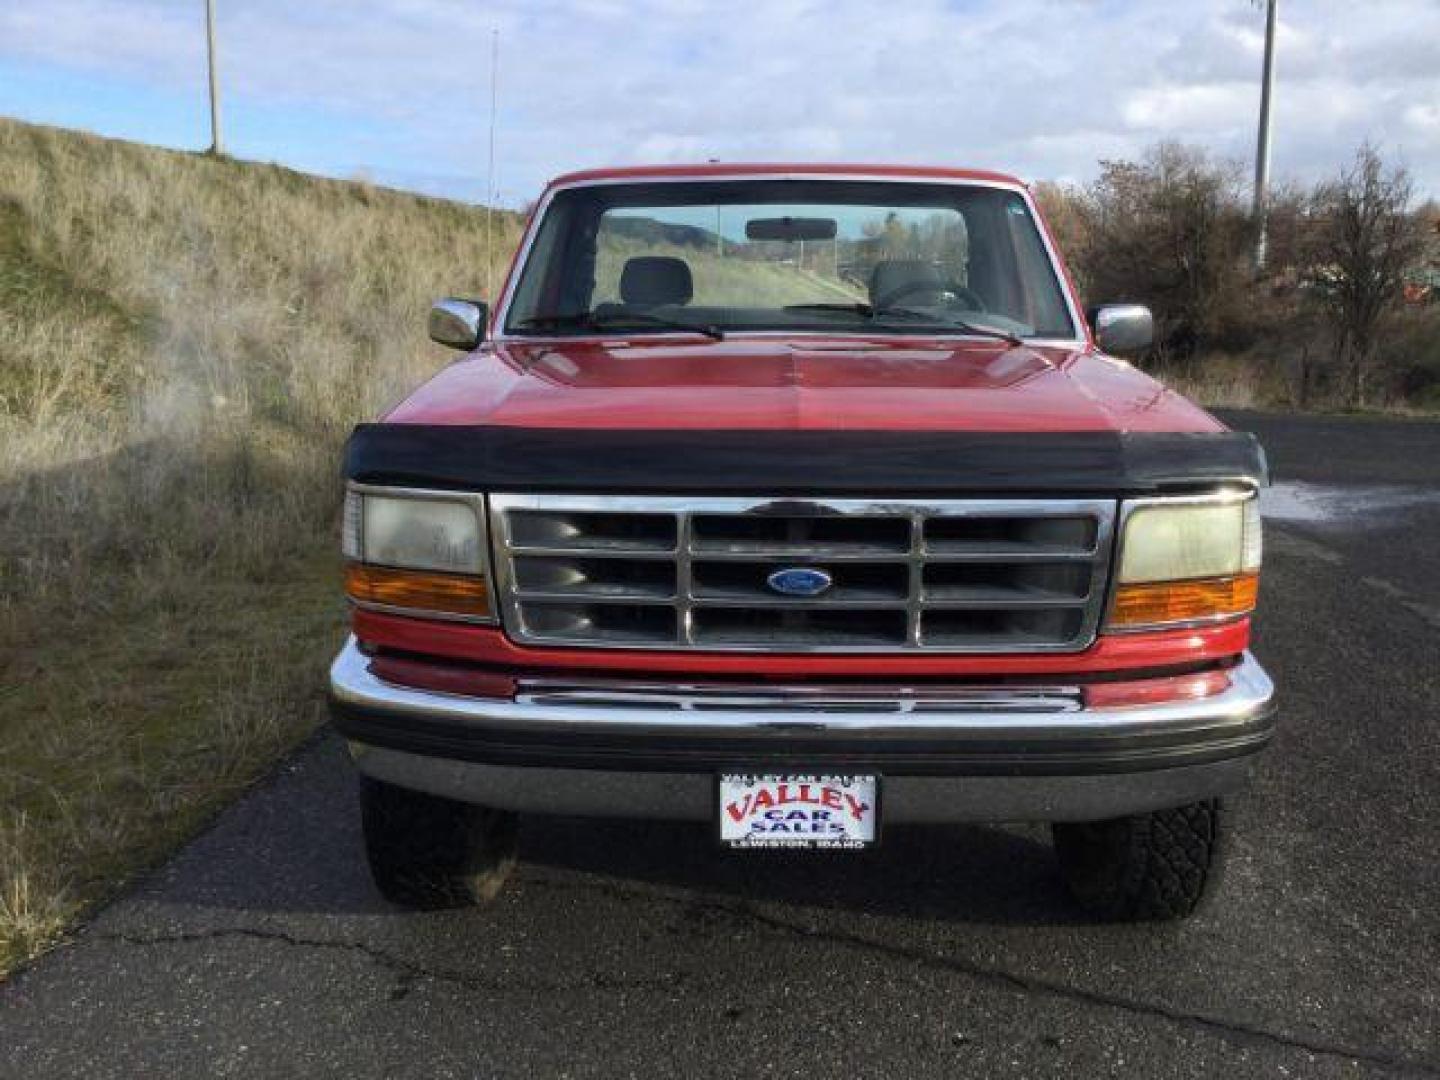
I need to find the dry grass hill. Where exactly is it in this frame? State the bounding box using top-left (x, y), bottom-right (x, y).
top-left (0, 118), bottom-right (523, 971)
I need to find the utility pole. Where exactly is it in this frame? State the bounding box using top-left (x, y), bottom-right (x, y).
top-left (485, 28), bottom-right (498, 298)
top-left (1252, 0), bottom-right (1278, 271)
top-left (205, 0), bottom-right (223, 155)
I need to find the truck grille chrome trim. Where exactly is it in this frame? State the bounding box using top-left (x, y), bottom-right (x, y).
top-left (514, 680), bottom-right (1085, 714)
top-left (489, 495), bottom-right (1116, 653)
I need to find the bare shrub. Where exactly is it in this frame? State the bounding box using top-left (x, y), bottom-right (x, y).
top-left (1043, 139), bottom-right (1435, 413)
top-left (1305, 145), bottom-right (1426, 408)
top-left (1079, 143), bottom-right (1254, 365)
top-left (1031, 181), bottom-right (1094, 298)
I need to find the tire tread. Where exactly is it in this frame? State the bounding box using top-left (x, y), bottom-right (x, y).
top-left (360, 776), bottom-right (518, 909)
top-left (1053, 799), bottom-right (1223, 921)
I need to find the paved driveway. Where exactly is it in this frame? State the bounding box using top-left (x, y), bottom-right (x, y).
top-left (4, 412), bottom-right (1438, 1078)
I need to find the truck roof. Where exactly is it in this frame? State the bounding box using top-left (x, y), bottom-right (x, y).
top-left (547, 162), bottom-right (1026, 188)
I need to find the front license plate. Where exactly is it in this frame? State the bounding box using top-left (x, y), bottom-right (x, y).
top-left (718, 774), bottom-right (879, 850)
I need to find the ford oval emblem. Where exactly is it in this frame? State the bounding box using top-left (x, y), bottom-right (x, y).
top-left (766, 567), bottom-right (833, 598)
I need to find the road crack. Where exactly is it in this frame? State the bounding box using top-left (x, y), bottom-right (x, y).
top-left (82, 875), bottom-right (1437, 1077)
top-left (88, 925), bottom-right (686, 998)
top-left (524, 874), bottom-right (1440, 1078)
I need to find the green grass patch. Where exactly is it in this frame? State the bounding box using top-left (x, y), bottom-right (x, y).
top-left (0, 551), bottom-right (344, 973)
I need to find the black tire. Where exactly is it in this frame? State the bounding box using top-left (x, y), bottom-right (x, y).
top-left (359, 776), bottom-right (518, 909)
top-left (1052, 799), bottom-right (1225, 922)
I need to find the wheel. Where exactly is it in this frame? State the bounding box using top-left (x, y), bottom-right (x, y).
top-left (359, 775), bottom-right (518, 909)
top-left (1052, 799), bottom-right (1225, 922)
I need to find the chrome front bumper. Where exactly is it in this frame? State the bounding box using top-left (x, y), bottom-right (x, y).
top-left (329, 637), bottom-right (1275, 824)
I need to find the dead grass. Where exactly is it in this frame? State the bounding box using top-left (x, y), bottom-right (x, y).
top-left (1159, 355), bottom-right (1440, 416)
top-left (1155, 329), bottom-right (1440, 416)
top-left (0, 118), bottom-right (523, 973)
top-left (1160, 355), bottom-right (1274, 411)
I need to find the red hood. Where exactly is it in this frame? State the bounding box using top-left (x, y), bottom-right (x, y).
top-left (384, 337), bottom-right (1223, 434)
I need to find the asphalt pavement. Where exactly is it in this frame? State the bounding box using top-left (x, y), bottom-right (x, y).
top-left (3, 411), bottom-right (1439, 1079)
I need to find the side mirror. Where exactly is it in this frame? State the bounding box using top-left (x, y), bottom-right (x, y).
top-left (1088, 304), bottom-right (1153, 355)
top-left (428, 298), bottom-right (488, 350)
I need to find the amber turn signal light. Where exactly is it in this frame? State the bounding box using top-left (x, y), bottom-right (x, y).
top-left (1108, 572), bottom-right (1258, 629)
top-left (344, 562), bottom-right (492, 619)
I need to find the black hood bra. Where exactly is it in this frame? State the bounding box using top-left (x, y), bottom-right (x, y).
top-left (343, 424), bottom-right (1267, 497)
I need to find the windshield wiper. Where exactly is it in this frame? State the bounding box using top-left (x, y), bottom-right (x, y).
top-left (515, 311), bottom-right (725, 341)
top-left (783, 303), bottom-right (1023, 346)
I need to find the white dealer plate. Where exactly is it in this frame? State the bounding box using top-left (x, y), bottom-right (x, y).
top-left (718, 774), bottom-right (879, 850)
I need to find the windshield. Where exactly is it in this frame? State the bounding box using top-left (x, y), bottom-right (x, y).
top-left (504, 179), bottom-right (1076, 340)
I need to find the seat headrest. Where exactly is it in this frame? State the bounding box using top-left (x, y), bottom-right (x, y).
top-left (869, 259), bottom-right (943, 305)
top-left (620, 256), bottom-right (694, 307)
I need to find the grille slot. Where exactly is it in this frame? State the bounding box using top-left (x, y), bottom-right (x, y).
top-left (491, 495), bottom-right (1115, 653)
top-left (922, 606), bottom-right (1087, 648)
top-left (520, 601), bottom-right (677, 644)
top-left (924, 514), bottom-right (1096, 557)
top-left (691, 514), bottom-right (910, 555)
top-left (512, 556), bottom-right (675, 600)
top-left (922, 561), bottom-right (1092, 605)
top-left (693, 606), bottom-right (909, 648)
top-left (507, 510), bottom-right (677, 553)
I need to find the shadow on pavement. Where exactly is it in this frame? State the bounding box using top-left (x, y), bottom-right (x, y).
top-left (518, 814), bottom-right (1083, 928)
top-left (135, 739), bottom-right (1084, 929)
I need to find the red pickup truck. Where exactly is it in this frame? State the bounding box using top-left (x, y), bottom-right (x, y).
top-left (329, 164), bottom-right (1274, 921)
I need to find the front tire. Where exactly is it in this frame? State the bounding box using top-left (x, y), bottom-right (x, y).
top-left (359, 776), bottom-right (518, 909)
top-left (1052, 799), bottom-right (1225, 922)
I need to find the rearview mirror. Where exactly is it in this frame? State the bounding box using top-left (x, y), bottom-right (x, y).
top-left (745, 216), bottom-right (838, 242)
top-left (428, 298), bottom-right (488, 350)
top-left (1088, 304), bottom-right (1153, 355)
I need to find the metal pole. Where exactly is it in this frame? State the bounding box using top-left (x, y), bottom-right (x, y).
top-left (485, 28), bottom-right (498, 298)
top-left (1252, 0), bottom-right (1278, 271)
top-left (205, 0), bottom-right (223, 155)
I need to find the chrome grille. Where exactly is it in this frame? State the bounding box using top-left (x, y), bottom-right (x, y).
top-left (488, 495), bottom-right (1116, 653)
top-left (515, 680), bottom-right (1085, 713)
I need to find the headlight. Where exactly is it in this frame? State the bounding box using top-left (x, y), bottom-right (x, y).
top-left (1107, 493), bottom-right (1260, 630)
top-left (342, 487), bottom-right (493, 621)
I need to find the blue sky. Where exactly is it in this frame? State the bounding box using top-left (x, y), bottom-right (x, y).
top-left (3, 0), bottom-right (1438, 205)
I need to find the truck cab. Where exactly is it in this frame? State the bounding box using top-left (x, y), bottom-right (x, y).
top-left (329, 164), bottom-right (1274, 920)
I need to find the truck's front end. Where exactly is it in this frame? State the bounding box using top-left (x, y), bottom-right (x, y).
top-left (329, 166), bottom-right (1274, 920)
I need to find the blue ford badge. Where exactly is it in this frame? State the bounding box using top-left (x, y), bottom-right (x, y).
top-left (766, 567), bottom-right (833, 598)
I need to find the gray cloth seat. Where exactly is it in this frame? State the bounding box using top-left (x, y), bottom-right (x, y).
top-left (620, 256), bottom-right (693, 307)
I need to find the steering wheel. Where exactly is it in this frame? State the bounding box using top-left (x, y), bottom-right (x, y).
top-left (874, 279), bottom-right (988, 313)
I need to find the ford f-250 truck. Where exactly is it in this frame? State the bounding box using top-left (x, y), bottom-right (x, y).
top-left (329, 164), bottom-right (1274, 921)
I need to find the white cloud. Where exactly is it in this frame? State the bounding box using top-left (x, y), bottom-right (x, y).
top-left (1404, 103), bottom-right (1440, 137)
top-left (1122, 85), bottom-right (1257, 133)
top-left (2, 0), bottom-right (1438, 200)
